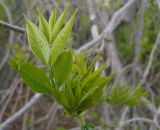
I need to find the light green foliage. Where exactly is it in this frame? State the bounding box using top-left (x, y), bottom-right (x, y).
top-left (50, 9), bottom-right (77, 67)
top-left (9, 44), bottom-right (25, 71)
top-left (49, 9), bottom-right (57, 30)
top-left (39, 13), bottom-right (51, 42)
top-left (50, 8), bottom-right (67, 44)
top-left (26, 18), bottom-right (50, 64)
top-left (105, 86), bottom-right (147, 106)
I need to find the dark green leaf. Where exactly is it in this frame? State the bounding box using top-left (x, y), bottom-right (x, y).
top-left (19, 63), bottom-right (51, 93)
top-left (52, 50), bottom-right (73, 85)
top-left (64, 84), bottom-right (75, 109)
top-left (81, 124), bottom-right (95, 130)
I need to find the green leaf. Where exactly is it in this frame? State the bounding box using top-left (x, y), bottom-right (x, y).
top-left (84, 73), bottom-right (115, 92)
top-left (39, 13), bottom-right (51, 42)
top-left (81, 124), bottom-right (95, 130)
top-left (73, 51), bottom-right (81, 65)
top-left (55, 90), bottom-right (71, 111)
top-left (49, 10), bottom-right (77, 66)
top-left (73, 52), bottom-right (88, 77)
top-left (9, 44), bottom-right (25, 71)
top-left (50, 8), bottom-right (67, 44)
top-left (105, 86), bottom-right (147, 106)
top-left (78, 87), bottom-right (102, 111)
top-left (75, 84), bottom-right (82, 106)
top-left (19, 63), bottom-right (51, 93)
top-left (49, 9), bottom-right (57, 31)
top-left (49, 86), bottom-right (72, 113)
top-left (26, 18), bottom-right (50, 64)
top-left (78, 53), bottom-right (87, 75)
top-left (81, 64), bottom-right (106, 90)
top-left (64, 84), bottom-right (75, 109)
top-left (83, 56), bottom-right (98, 78)
top-left (52, 50), bottom-right (73, 85)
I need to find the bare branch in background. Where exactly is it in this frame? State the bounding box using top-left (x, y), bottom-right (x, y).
top-left (117, 117), bottom-right (160, 129)
top-left (156, 0), bottom-right (160, 9)
top-left (0, 20), bottom-right (25, 33)
top-left (46, 102), bottom-right (59, 129)
top-left (141, 32), bottom-right (160, 84)
top-left (103, 0), bottom-right (138, 36)
top-left (78, 0), bottom-right (138, 55)
top-left (0, 1), bottom-right (13, 71)
top-left (0, 94), bottom-right (42, 130)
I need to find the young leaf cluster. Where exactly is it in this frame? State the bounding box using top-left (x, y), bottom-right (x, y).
top-left (25, 7), bottom-right (76, 67)
top-left (18, 7), bottom-right (147, 122)
top-left (19, 7), bottom-right (76, 95)
top-left (52, 53), bottom-right (114, 116)
top-left (105, 86), bottom-right (147, 106)
top-left (9, 44), bottom-right (25, 71)
top-left (18, 8), bottom-right (113, 116)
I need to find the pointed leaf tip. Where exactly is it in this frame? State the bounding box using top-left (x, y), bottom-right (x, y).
top-left (49, 9), bottom-right (76, 66)
top-left (25, 17), bottom-right (50, 65)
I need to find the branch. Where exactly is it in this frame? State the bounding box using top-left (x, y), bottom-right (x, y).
top-left (0, 1), bottom-right (13, 70)
top-left (0, 94), bottom-right (42, 130)
top-left (141, 32), bottom-right (160, 84)
top-left (103, 0), bottom-right (137, 35)
top-left (76, 34), bottom-right (103, 54)
top-left (152, 106), bottom-right (160, 129)
top-left (156, 0), bottom-right (160, 10)
top-left (0, 20), bottom-right (25, 33)
top-left (118, 117), bottom-right (156, 128)
top-left (77, 0), bottom-right (138, 54)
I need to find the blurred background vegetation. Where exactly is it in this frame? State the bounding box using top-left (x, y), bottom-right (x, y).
top-left (0, 0), bottom-right (160, 130)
